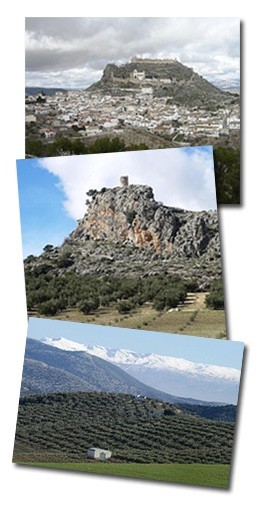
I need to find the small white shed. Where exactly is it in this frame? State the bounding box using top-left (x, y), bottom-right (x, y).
top-left (87, 447), bottom-right (112, 460)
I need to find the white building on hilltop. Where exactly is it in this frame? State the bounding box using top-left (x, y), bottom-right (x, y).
top-left (133, 69), bottom-right (145, 81)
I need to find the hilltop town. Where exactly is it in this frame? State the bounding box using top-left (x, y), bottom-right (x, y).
top-left (26, 57), bottom-right (240, 148)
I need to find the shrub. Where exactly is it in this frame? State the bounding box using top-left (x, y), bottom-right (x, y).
top-left (205, 280), bottom-right (224, 310)
top-left (43, 244), bottom-right (54, 253)
top-left (57, 253), bottom-right (74, 268)
top-left (38, 300), bottom-right (60, 315)
top-left (126, 210), bottom-right (137, 225)
top-left (79, 297), bottom-right (100, 315)
top-left (117, 301), bottom-right (135, 314)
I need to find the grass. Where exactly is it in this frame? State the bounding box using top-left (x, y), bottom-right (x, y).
top-left (17, 462), bottom-right (230, 488)
top-left (34, 292), bottom-right (226, 339)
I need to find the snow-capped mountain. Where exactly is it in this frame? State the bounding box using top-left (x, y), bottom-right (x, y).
top-left (41, 336), bottom-right (241, 404)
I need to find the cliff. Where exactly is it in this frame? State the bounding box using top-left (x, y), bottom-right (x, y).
top-left (25, 183), bottom-right (222, 288)
top-left (70, 184), bottom-right (218, 255)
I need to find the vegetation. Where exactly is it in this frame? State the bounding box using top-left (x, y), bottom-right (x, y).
top-left (25, 268), bottom-right (226, 336)
top-left (214, 147), bottom-right (240, 204)
top-left (25, 271), bottom-right (189, 316)
top-left (179, 404), bottom-right (236, 422)
top-left (79, 296), bottom-right (100, 315)
top-left (25, 136), bottom-right (148, 158)
top-left (13, 392), bottom-right (235, 466)
top-left (205, 280), bottom-right (225, 310)
top-left (17, 461), bottom-right (230, 488)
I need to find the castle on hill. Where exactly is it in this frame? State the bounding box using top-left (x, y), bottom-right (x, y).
top-left (131, 56), bottom-right (178, 64)
top-left (109, 57), bottom-right (179, 84)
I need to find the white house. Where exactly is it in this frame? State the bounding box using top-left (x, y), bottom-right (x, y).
top-left (25, 114), bottom-right (37, 123)
top-left (87, 447), bottom-right (112, 460)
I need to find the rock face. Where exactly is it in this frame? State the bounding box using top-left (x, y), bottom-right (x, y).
top-left (70, 184), bottom-right (218, 256)
top-left (26, 182), bottom-right (222, 288)
top-left (87, 58), bottom-right (233, 106)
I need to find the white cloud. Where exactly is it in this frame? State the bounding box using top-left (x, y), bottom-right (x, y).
top-left (25, 17), bottom-right (240, 89)
top-left (38, 146), bottom-right (216, 221)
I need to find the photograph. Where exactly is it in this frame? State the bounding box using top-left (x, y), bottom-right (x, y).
top-left (13, 318), bottom-right (244, 488)
top-left (2, 4), bottom-right (259, 521)
top-left (17, 146), bottom-right (226, 338)
top-left (25, 17), bottom-right (240, 204)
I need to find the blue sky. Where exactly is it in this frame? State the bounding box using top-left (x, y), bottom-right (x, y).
top-left (17, 159), bottom-right (76, 257)
top-left (28, 317), bottom-right (244, 370)
top-left (17, 146), bottom-right (216, 257)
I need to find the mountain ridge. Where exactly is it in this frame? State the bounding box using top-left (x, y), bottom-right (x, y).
top-left (21, 338), bottom-right (209, 405)
top-left (41, 335), bottom-right (239, 381)
top-left (40, 336), bottom-right (240, 404)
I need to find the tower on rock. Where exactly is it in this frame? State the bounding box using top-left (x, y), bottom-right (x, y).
top-left (120, 176), bottom-right (129, 187)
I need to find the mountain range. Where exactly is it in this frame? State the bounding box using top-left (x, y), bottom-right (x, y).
top-left (40, 336), bottom-right (240, 404)
top-left (22, 338), bottom-right (202, 404)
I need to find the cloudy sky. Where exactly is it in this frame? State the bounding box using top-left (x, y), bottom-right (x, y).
top-left (25, 17), bottom-right (240, 89)
top-left (17, 146), bottom-right (216, 257)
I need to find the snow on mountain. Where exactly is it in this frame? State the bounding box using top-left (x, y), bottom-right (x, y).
top-left (42, 337), bottom-right (89, 352)
top-left (41, 336), bottom-right (240, 382)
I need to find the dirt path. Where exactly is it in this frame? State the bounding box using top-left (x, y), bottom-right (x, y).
top-left (179, 292), bottom-right (207, 311)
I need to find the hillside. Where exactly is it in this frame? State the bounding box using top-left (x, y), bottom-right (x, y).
top-left (25, 87), bottom-right (68, 96)
top-left (21, 338), bottom-right (204, 405)
top-left (87, 58), bottom-right (233, 107)
top-left (179, 403), bottom-right (237, 422)
top-left (24, 181), bottom-right (225, 331)
top-left (13, 392), bottom-right (235, 464)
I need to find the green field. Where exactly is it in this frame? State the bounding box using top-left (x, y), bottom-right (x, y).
top-left (32, 297), bottom-right (226, 339)
top-left (18, 462), bottom-right (230, 488)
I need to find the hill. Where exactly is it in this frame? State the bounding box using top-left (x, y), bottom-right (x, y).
top-left (25, 87), bottom-right (68, 96)
top-left (24, 182), bottom-right (225, 331)
top-left (21, 338), bottom-right (205, 405)
top-left (13, 392), bottom-right (235, 464)
top-left (179, 403), bottom-right (237, 422)
top-left (87, 57), bottom-right (233, 107)
top-left (25, 182), bottom-right (221, 285)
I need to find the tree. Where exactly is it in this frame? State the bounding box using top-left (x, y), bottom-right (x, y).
top-left (43, 244), bottom-right (54, 253)
top-left (205, 280), bottom-right (224, 310)
top-left (79, 297), bottom-right (100, 315)
top-left (214, 147), bottom-right (240, 204)
top-left (38, 299), bottom-right (60, 316)
top-left (116, 300), bottom-right (135, 314)
top-left (87, 137), bottom-right (126, 154)
top-left (25, 139), bottom-right (46, 157)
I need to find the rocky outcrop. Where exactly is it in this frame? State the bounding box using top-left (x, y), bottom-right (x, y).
top-left (25, 182), bottom-right (222, 289)
top-left (87, 58), bottom-right (234, 106)
top-left (69, 184), bottom-right (218, 257)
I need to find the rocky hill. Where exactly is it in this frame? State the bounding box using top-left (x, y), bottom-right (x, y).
top-left (25, 181), bottom-right (222, 287)
top-left (87, 57), bottom-right (233, 106)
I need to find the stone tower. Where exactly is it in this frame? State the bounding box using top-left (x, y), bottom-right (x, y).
top-left (120, 176), bottom-right (129, 187)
